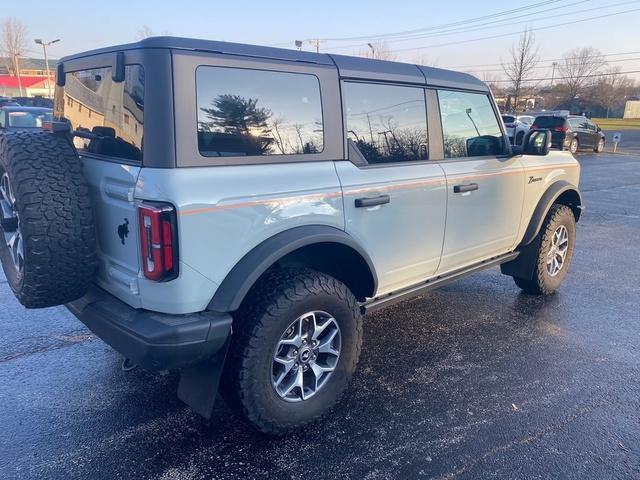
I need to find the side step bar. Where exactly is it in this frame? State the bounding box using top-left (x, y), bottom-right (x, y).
top-left (363, 252), bottom-right (519, 314)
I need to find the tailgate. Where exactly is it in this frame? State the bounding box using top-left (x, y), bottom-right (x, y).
top-left (82, 157), bottom-right (143, 307)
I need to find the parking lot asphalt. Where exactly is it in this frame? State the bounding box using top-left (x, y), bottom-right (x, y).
top-left (1, 151), bottom-right (639, 480)
top-left (603, 129), bottom-right (640, 154)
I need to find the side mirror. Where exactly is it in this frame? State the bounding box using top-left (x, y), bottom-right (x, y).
top-left (520, 129), bottom-right (551, 156)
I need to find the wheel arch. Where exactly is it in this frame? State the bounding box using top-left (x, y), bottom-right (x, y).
top-left (207, 225), bottom-right (378, 312)
top-left (520, 181), bottom-right (582, 247)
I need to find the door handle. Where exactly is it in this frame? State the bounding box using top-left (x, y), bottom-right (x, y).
top-left (453, 183), bottom-right (479, 193)
top-left (355, 194), bottom-right (390, 208)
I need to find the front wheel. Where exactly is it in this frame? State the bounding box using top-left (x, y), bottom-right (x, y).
top-left (222, 268), bottom-right (362, 435)
top-left (513, 204), bottom-right (576, 295)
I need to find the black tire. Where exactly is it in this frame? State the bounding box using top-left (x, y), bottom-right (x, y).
top-left (513, 205), bottom-right (576, 295)
top-left (594, 138), bottom-right (605, 153)
top-left (221, 268), bottom-right (363, 435)
top-left (569, 137), bottom-right (579, 154)
top-left (0, 131), bottom-right (97, 308)
top-left (516, 131), bottom-right (525, 146)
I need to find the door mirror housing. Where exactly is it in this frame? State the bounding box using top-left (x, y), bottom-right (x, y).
top-left (513, 130), bottom-right (551, 156)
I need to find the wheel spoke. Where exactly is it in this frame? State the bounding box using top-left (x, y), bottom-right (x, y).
top-left (318, 328), bottom-right (339, 356)
top-left (278, 318), bottom-right (303, 348)
top-left (310, 314), bottom-right (332, 341)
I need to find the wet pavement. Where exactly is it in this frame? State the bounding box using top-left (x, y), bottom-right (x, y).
top-left (1, 152), bottom-right (639, 480)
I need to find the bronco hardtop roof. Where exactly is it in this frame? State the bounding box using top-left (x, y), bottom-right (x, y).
top-left (59, 36), bottom-right (487, 91)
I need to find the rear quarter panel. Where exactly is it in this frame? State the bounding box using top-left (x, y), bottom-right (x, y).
top-left (135, 162), bottom-right (344, 313)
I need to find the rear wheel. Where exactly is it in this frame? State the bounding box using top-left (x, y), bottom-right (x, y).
top-left (222, 268), bottom-right (363, 435)
top-left (594, 138), bottom-right (605, 153)
top-left (513, 205), bottom-right (576, 295)
top-left (569, 138), bottom-right (579, 154)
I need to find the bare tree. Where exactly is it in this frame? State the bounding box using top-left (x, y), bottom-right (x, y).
top-left (0, 18), bottom-right (28, 96)
top-left (501, 28), bottom-right (539, 114)
top-left (137, 25), bottom-right (155, 39)
top-left (360, 40), bottom-right (396, 61)
top-left (558, 47), bottom-right (606, 104)
top-left (590, 67), bottom-right (635, 117)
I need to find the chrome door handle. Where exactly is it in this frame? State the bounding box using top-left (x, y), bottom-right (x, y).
top-left (453, 183), bottom-right (479, 193)
top-left (354, 195), bottom-right (390, 208)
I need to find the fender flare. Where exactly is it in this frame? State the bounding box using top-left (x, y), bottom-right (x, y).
top-left (207, 225), bottom-right (378, 313)
top-left (520, 180), bottom-right (582, 246)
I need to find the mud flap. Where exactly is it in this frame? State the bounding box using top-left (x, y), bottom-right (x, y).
top-left (500, 235), bottom-right (542, 280)
top-left (177, 337), bottom-right (231, 419)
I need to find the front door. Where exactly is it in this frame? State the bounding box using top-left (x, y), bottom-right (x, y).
top-left (336, 81), bottom-right (447, 295)
top-left (434, 89), bottom-right (525, 273)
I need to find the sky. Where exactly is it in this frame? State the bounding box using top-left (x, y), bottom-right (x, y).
top-left (10, 0), bottom-right (640, 82)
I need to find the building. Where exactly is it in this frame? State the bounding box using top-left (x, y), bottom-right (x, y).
top-left (623, 100), bottom-right (640, 119)
top-left (0, 57), bottom-right (56, 98)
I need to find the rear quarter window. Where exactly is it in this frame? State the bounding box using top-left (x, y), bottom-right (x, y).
top-left (196, 66), bottom-right (324, 158)
top-left (54, 65), bottom-right (144, 163)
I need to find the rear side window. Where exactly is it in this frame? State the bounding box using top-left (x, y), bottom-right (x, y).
top-left (437, 90), bottom-right (505, 158)
top-left (502, 115), bottom-right (516, 124)
top-left (533, 116), bottom-right (566, 129)
top-left (343, 82), bottom-right (428, 164)
top-left (55, 65), bottom-right (144, 163)
top-left (196, 66), bottom-right (323, 157)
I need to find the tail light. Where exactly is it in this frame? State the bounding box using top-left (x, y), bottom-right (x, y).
top-left (505, 123), bottom-right (515, 128)
top-left (138, 202), bottom-right (178, 281)
top-left (555, 126), bottom-right (569, 132)
top-left (530, 125), bottom-right (539, 130)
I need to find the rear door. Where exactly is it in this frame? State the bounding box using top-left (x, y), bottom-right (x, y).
top-left (569, 117), bottom-right (592, 148)
top-left (434, 89), bottom-right (525, 273)
top-left (56, 64), bottom-right (145, 304)
top-left (336, 81), bottom-right (447, 295)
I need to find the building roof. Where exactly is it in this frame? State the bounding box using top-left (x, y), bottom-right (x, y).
top-left (0, 75), bottom-right (48, 88)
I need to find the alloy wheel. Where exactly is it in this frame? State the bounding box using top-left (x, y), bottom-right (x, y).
top-left (271, 310), bottom-right (341, 402)
top-left (546, 225), bottom-right (569, 277)
top-left (0, 172), bottom-right (23, 273)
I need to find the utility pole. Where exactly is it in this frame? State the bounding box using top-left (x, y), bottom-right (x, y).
top-left (308, 39), bottom-right (324, 53)
top-left (34, 38), bottom-right (60, 98)
top-left (12, 54), bottom-right (23, 96)
top-left (550, 61), bottom-right (558, 87)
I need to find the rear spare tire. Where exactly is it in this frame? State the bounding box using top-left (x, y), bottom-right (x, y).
top-left (0, 131), bottom-right (97, 308)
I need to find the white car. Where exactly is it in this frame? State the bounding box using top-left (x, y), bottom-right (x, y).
top-left (502, 114), bottom-right (532, 145)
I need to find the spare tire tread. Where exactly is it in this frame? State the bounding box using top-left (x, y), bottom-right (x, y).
top-left (0, 131), bottom-right (97, 308)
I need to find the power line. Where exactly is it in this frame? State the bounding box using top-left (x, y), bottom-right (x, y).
top-left (279, 0), bottom-right (570, 45)
top-left (490, 69), bottom-right (640, 83)
top-left (464, 56), bottom-right (640, 75)
top-left (389, 7), bottom-right (640, 53)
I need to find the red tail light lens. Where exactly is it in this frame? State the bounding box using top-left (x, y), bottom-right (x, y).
top-left (530, 125), bottom-right (539, 130)
top-left (138, 202), bottom-right (178, 282)
top-left (555, 126), bottom-right (569, 132)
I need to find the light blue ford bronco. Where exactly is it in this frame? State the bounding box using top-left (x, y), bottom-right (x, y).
top-left (0, 37), bottom-right (582, 434)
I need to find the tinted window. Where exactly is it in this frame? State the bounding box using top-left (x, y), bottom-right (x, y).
top-left (196, 67), bottom-right (323, 157)
top-left (533, 116), bottom-right (566, 128)
top-left (55, 65), bottom-right (144, 162)
top-left (7, 110), bottom-right (52, 128)
top-left (502, 115), bottom-right (516, 123)
top-left (438, 90), bottom-right (505, 158)
top-left (344, 82), bottom-right (428, 164)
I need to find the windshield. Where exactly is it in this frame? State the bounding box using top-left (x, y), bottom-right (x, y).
top-left (533, 116), bottom-right (566, 128)
top-left (7, 110), bottom-right (53, 128)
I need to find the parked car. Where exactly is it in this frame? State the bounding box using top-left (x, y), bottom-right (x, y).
top-left (531, 115), bottom-right (605, 153)
top-left (0, 37), bottom-right (582, 435)
top-left (12, 96), bottom-right (54, 108)
top-left (501, 114), bottom-right (530, 145)
top-left (0, 106), bottom-right (53, 130)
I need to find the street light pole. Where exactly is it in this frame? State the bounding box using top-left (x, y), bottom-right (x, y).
top-left (551, 61), bottom-right (558, 87)
top-left (34, 38), bottom-right (60, 99)
top-left (367, 42), bottom-right (375, 58)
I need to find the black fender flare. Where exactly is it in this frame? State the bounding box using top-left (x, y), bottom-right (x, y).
top-left (207, 225), bottom-right (378, 313)
top-left (520, 180), bottom-right (582, 246)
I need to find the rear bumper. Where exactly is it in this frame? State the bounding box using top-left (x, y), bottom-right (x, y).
top-left (66, 286), bottom-right (232, 371)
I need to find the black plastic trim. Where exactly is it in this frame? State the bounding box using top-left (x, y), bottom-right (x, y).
top-left (364, 252), bottom-right (518, 313)
top-left (208, 225), bottom-right (378, 312)
top-left (520, 181), bottom-right (582, 246)
top-left (66, 286), bottom-right (232, 371)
